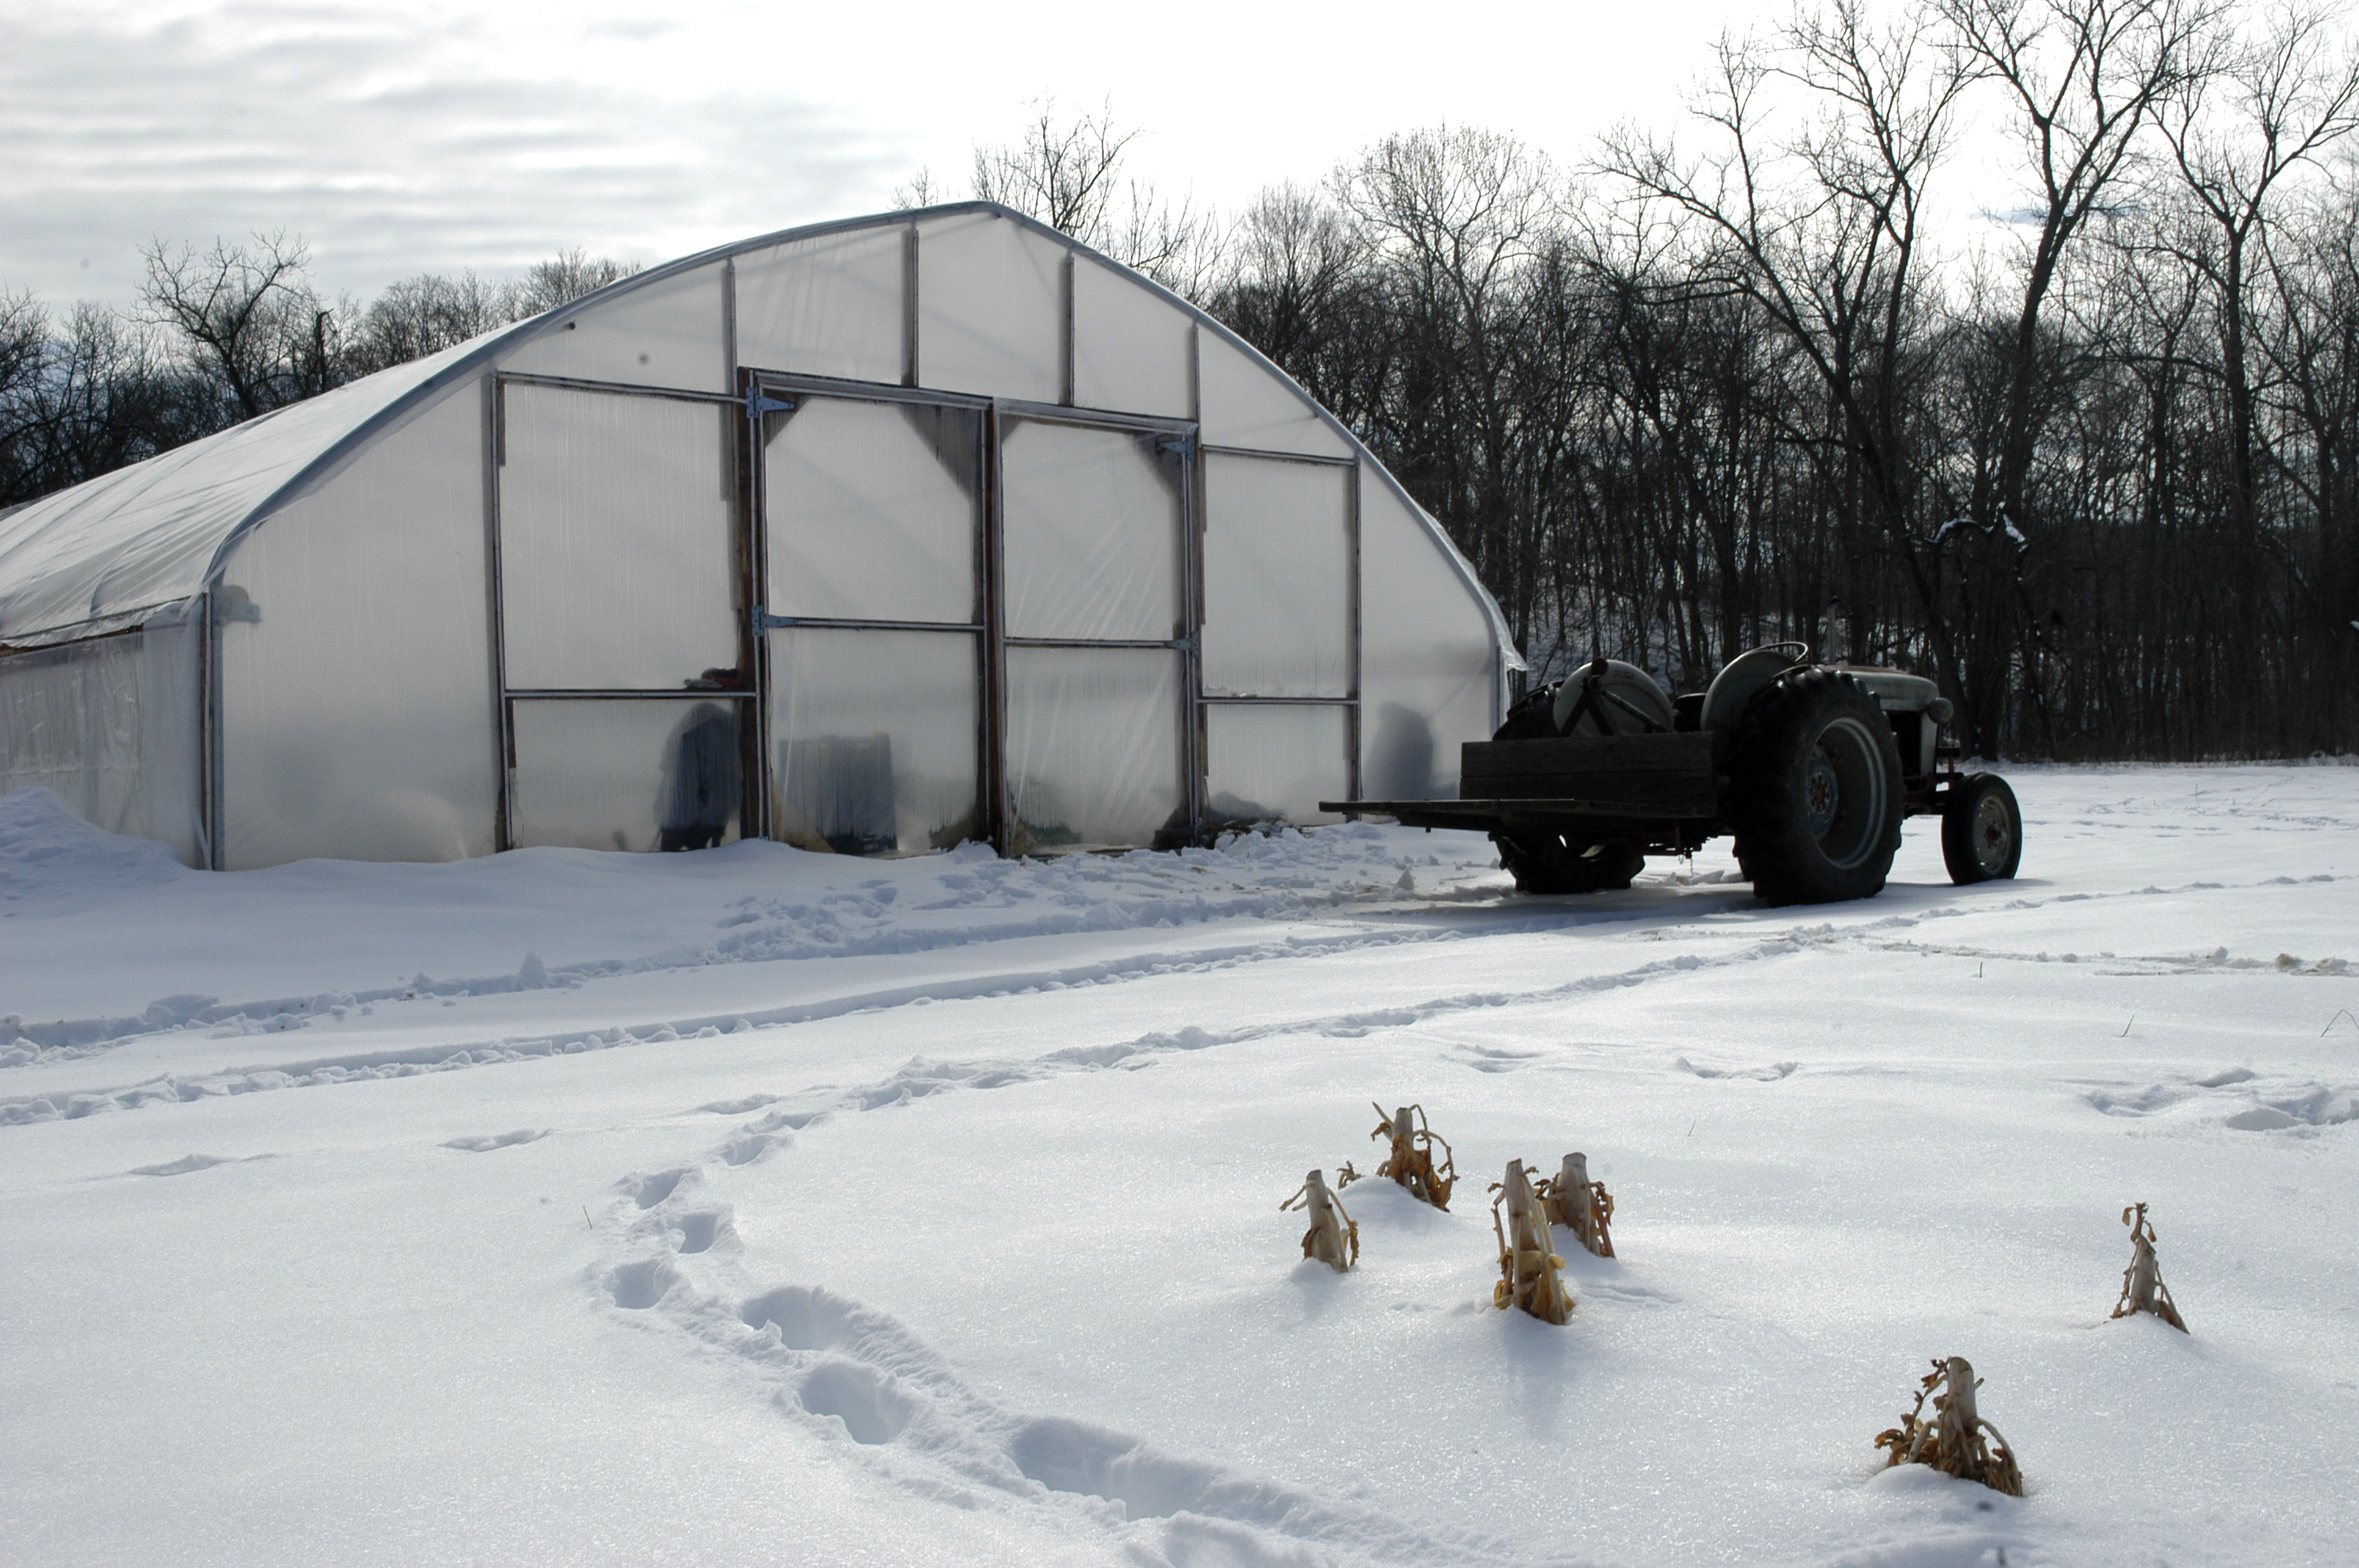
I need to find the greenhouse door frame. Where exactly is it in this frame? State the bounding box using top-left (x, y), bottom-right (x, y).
top-left (742, 372), bottom-right (992, 858)
top-left (743, 370), bottom-right (1204, 855)
top-left (488, 371), bottom-right (758, 854)
top-left (991, 397), bottom-right (1203, 854)
top-left (1194, 441), bottom-right (1365, 813)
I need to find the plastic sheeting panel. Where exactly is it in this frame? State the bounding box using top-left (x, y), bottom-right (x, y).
top-left (735, 226), bottom-right (905, 386)
top-left (500, 264), bottom-right (728, 394)
top-left (510, 697), bottom-right (745, 852)
top-left (0, 615), bottom-right (205, 866)
top-left (1197, 332), bottom-right (1351, 458)
top-left (0, 634), bottom-right (142, 833)
top-left (500, 383), bottom-right (740, 691)
top-left (1201, 454), bottom-right (1351, 698)
top-left (1205, 703), bottom-right (1350, 826)
top-left (219, 389), bottom-right (498, 867)
top-left (764, 399), bottom-right (979, 625)
top-left (1073, 258), bottom-right (1192, 419)
top-left (767, 627), bottom-right (978, 855)
top-left (1358, 472), bottom-right (1497, 798)
top-left (1001, 420), bottom-right (1182, 641)
top-left (916, 213), bottom-right (1062, 403)
top-left (1005, 647), bottom-right (1182, 852)
top-left (136, 607), bottom-right (205, 865)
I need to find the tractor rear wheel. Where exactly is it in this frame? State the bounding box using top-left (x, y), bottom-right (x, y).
top-left (1729, 669), bottom-right (1904, 906)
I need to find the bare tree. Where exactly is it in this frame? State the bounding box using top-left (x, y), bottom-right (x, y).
top-left (0, 290), bottom-right (45, 459)
top-left (1, 301), bottom-right (209, 506)
top-left (892, 168), bottom-right (945, 209)
top-left (1927, 0), bottom-right (2223, 746)
top-left (962, 102), bottom-right (1228, 295)
top-left (1109, 185), bottom-right (1228, 296)
top-left (9, 40), bottom-right (2353, 759)
top-left (512, 249), bottom-right (639, 317)
top-left (2156, 0), bottom-right (2359, 698)
top-left (2256, 170), bottom-right (2359, 741)
top-left (1214, 184), bottom-right (1379, 412)
top-left (1598, 1), bottom-right (1978, 725)
top-left (1943, 0), bottom-right (2225, 522)
top-left (348, 270), bottom-right (519, 376)
top-left (0, 290), bottom-right (53, 503)
top-left (1337, 126), bottom-right (1554, 648)
top-left (972, 100), bottom-right (1138, 240)
top-left (0, 291), bottom-right (39, 398)
top-left (136, 232), bottom-right (343, 419)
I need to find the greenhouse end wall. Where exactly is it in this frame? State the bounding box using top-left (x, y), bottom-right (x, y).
top-left (216, 387), bottom-right (499, 869)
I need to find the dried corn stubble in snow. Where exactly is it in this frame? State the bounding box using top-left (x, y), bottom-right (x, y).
top-left (1538, 1152), bottom-right (1615, 1258)
top-left (1490, 1159), bottom-right (1573, 1325)
top-left (1281, 1168), bottom-right (1358, 1273)
top-left (2110, 1202), bottom-right (2188, 1331)
top-left (1370, 1102), bottom-right (1456, 1210)
top-left (1874, 1356), bottom-right (2025, 1497)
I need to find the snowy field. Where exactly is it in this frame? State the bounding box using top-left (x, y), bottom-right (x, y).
top-left (2, 766), bottom-right (2355, 1568)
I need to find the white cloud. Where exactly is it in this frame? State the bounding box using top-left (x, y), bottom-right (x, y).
top-left (5, 0), bottom-right (1847, 308)
top-left (0, 2), bottom-right (907, 302)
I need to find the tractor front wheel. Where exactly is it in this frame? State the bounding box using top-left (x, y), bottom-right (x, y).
top-left (1941, 772), bottom-right (2023, 884)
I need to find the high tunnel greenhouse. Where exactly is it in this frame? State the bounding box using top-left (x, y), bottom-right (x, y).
top-left (0, 205), bottom-right (1518, 871)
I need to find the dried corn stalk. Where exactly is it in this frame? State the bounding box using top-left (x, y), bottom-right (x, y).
top-left (1369, 1102), bottom-right (1456, 1210)
top-left (1537, 1152), bottom-right (1615, 1257)
top-left (1874, 1356), bottom-right (2024, 1496)
top-left (1489, 1159), bottom-right (1573, 1324)
top-left (1280, 1168), bottom-right (1359, 1272)
top-left (2110, 1203), bottom-right (2187, 1331)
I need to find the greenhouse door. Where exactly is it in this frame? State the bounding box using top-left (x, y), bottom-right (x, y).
top-left (995, 412), bottom-right (1196, 853)
top-left (754, 388), bottom-right (987, 857)
top-left (493, 379), bottom-right (752, 851)
top-left (749, 387), bottom-right (1194, 858)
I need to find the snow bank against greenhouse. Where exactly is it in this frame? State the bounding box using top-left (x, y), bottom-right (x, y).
top-left (1, 782), bottom-right (1500, 1076)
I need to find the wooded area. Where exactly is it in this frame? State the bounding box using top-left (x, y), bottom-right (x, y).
top-left (0, 241), bottom-right (634, 508)
top-left (6, 0), bottom-right (2356, 759)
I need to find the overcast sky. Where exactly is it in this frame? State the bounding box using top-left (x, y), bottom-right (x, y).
top-left (4, 0), bottom-right (2047, 307)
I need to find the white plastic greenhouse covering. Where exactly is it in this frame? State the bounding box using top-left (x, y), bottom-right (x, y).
top-left (0, 204), bottom-right (1519, 871)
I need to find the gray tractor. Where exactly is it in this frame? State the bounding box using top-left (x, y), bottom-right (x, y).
top-left (1325, 644), bottom-right (2020, 906)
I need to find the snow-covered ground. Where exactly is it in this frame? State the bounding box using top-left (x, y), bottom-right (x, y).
top-left (2, 767), bottom-right (2354, 1567)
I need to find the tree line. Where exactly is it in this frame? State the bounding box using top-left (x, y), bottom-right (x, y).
top-left (1, 238), bottom-right (634, 509)
top-left (8, 0), bottom-right (2358, 760)
top-left (1181, 0), bottom-right (2357, 761)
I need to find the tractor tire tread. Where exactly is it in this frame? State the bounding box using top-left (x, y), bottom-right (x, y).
top-left (1728, 668), bottom-right (1904, 906)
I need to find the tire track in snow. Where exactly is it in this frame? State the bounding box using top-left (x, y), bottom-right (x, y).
top-left (12, 867), bottom-right (2344, 1129)
top-left (0, 910), bottom-right (1852, 1129)
top-left (7, 862), bottom-right (2337, 1067)
top-left (0, 892), bottom-right (1557, 1066)
top-left (0, 917), bottom-right (1571, 1126)
top-left (1861, 938), bottom-right (2354, 975)
top-left (668, 925), bottom-right (1887, 1163)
